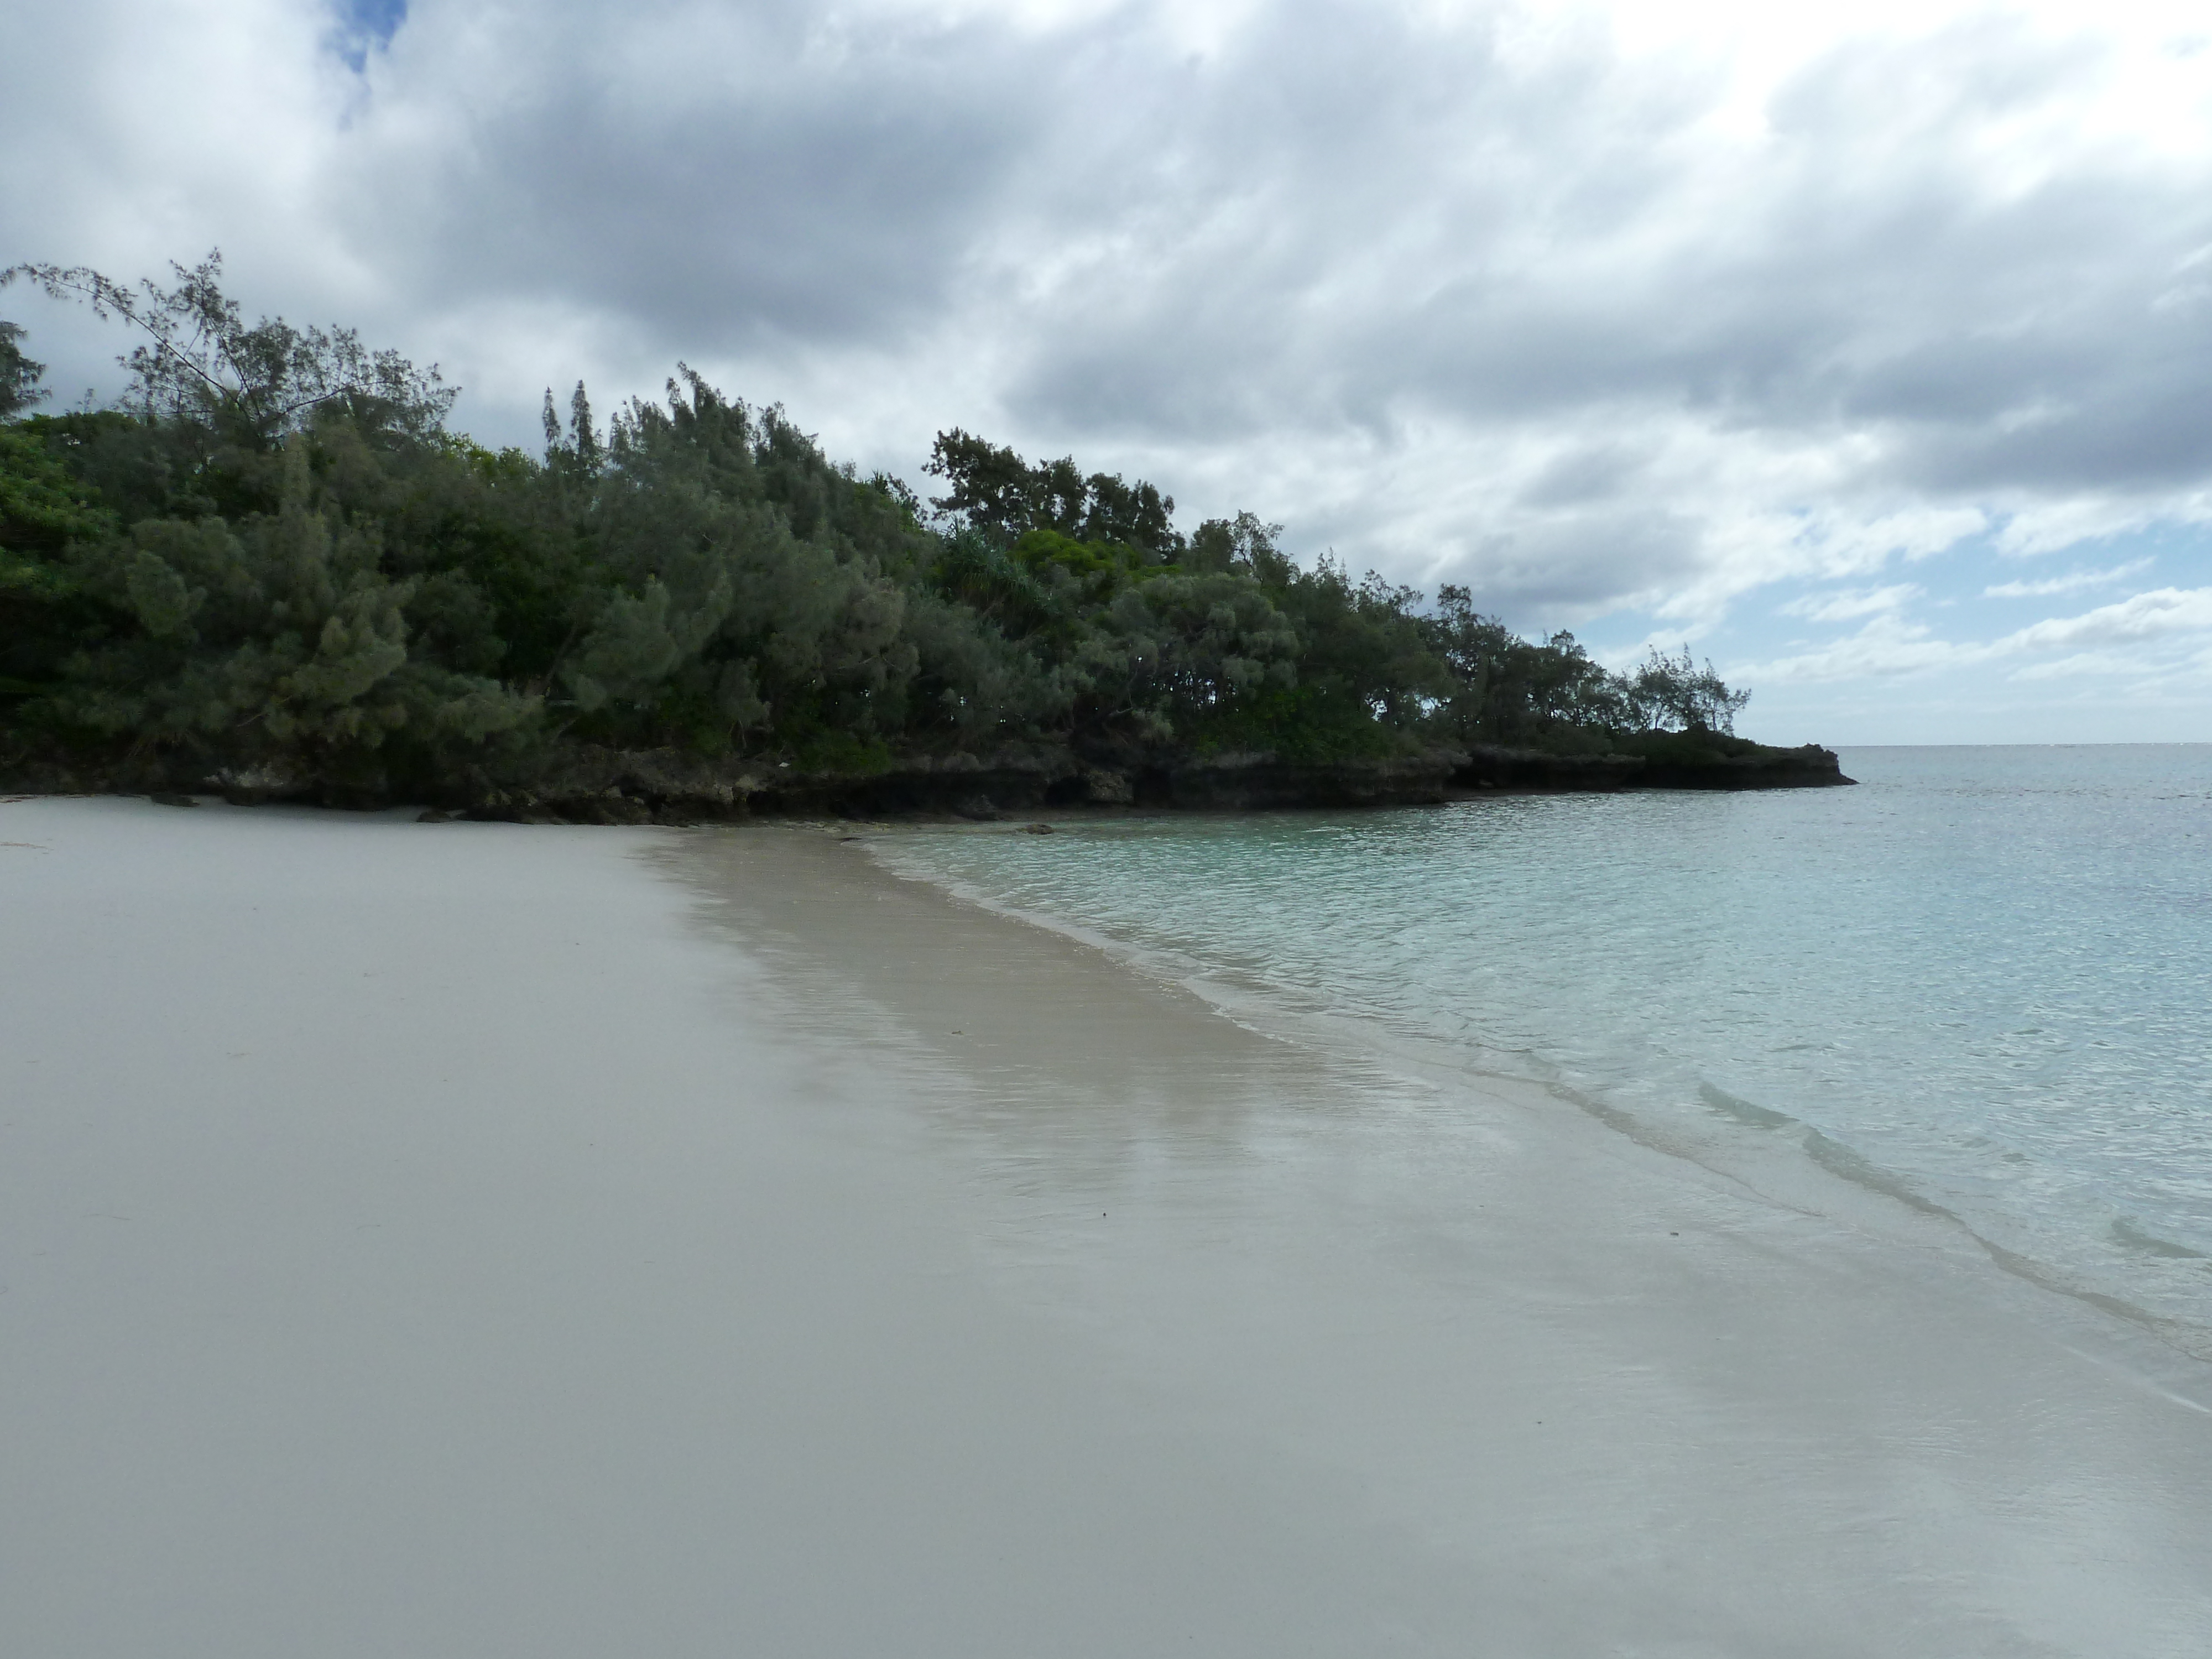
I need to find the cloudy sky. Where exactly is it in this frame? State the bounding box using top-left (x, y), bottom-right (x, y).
top-left (6, 0), bottom-right (2212, 742)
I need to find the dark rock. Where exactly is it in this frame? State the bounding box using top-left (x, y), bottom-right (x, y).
top-left (1454, 747), bottom-right (1643, 792)
top-left (1632, 740), bottom-right (1855, 790)
top-left (17, 729), bottom-right (1853, 825)
top-left (148, 792), bottom-right (199, 808)
top-left (1149, 751), bottom-right (1462, 810)
top-left (1453, 739), bottom-right (1854, 793)
top-left (211, 763), bottom-right (310, 806)
top-left (1078, 768), bottom-right (1134, 805)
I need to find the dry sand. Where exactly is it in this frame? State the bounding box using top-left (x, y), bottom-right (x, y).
top-left (3, 796), bottom-right (2209, 1657)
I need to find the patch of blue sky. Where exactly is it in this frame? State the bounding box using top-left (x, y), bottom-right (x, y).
top-left (328, 0), bottom-right (407, 74)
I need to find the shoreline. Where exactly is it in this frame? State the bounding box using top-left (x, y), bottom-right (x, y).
top-left (860, 818), bottom-right (2212, 1371)
top-left (671, 824), bottom-right (2212, 1634)
top-left (6, 798), bottom-right (2210, 1655)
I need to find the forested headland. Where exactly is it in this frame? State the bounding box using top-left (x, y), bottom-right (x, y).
top-left (1, 258), bottom-right (1846, 820)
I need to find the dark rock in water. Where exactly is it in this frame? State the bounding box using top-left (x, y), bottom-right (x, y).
top-left (1022, 822), bottom-right (1055, 834)
top-left (1637, 743), bottom-right (1858, 787)
top-left (148, 792), bottom-right (199, 808)
top-left (1454, 739), bottom-right (1853, 794)
top-left (1454, 748), bottom-right (1642, 792)
top-left (416, 808), bottom-right (453, 824)
top-left (1621, 737), bottom-right (1855, 790)
top-left (1140, 752), bottom-right (1461, 810)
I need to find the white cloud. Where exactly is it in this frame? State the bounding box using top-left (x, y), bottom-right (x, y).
top-left (1997, 584), bottom-right (2212, 651)
top-left (1983, 557), bottom-right (2153, 598)
top-left (1738, 583), bottom-right (2212, 685)
top-left (2008, 650), bottom-right (2153, 681)
top-left (1736, 613), bottom-right (1964, 683)
top-left (1781, 582), bottom-right (1921, 622)
top-left (1990, 497), bottom-right (2212, 557)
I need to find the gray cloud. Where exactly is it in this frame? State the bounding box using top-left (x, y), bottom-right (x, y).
top-left (309, 0), bottom-right (1058, 356)
top-left (5, 0), bottom-right (2212, 664)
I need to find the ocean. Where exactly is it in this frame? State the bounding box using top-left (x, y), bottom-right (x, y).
top-left (875, 745), bottom-right (2212, 1343)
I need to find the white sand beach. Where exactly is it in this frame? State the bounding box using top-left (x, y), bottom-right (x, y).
top-left (4, 796), bottom-right (2210, 1657)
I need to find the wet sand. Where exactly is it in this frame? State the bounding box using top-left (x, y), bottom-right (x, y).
top-left (4, 797), bottom-right (2209, 1656)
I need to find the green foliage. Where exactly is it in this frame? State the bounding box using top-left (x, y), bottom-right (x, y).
top-left (0, 321), bottom-right (45, 420)
top-left (1, 422), bottom-right (117, 703)
top-left (33, 439), bottom-right (536, 787)
top-left (0, 258), bottom-right (1756, 798)
top-left (1422, 586), bottom-right (1639, 742)
top-left (1626, 644), bottom-right (1750, 734)
top-left (3, 253), bottom-right (455, 448)
top-left (551, 373), bottom-right (940, 754)
top-left (2, 425), bottom-right (113, 557)
top-left (926, 429), bottom-right (1181, 561)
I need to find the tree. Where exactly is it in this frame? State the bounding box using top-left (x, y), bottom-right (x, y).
top-left (0, 321), bottom-right (45, 420)
top-left (923, 428), bottom-right (1039, 541)
top-left (1629, 644), bottom-right (1749, 734)
top-left (1, 253), bottom-right (455, 446)
top-left (1420, 588), bottom-right (1634, 742)
top-left (1187, 512), bottom-right (1292, 582)
top-left (40, 436), bottom-right (536, 786)
top-left (924, 429), bottom-right (1183, 562)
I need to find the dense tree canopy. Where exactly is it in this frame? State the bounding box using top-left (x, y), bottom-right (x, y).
top-left (0, 259), bottom-right (1756, 803)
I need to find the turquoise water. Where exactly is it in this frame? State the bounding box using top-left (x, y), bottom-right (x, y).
top-left (878, 746), bottom-right (2212, 1337)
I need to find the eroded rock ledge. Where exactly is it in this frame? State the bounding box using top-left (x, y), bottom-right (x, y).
top-left (419, 737), bottom-right (1854, 821)
top-left (7, 738), bottom-right (1852, 823)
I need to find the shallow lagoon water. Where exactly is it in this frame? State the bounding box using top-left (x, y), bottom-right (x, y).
top-left (879, 744), bottom-right (2212, 1338)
